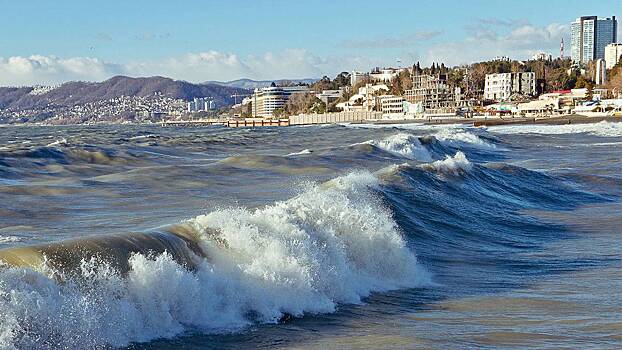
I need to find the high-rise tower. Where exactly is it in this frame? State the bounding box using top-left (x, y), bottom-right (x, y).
top-left (571, 16), bottom-right (617, 64)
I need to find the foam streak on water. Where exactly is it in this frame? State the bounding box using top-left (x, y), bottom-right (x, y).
top-left (489, 121), bottom-right (622, 137)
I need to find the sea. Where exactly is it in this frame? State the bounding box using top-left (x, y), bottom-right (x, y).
top-left (0, 121), bottom-right (621, 349)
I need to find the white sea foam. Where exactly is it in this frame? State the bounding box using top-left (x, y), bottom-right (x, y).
top-left (488, 121), bottom-right (622, 137)
top-left (45, 138), bottom-right (68, 147)
top-left (0, 171), bottom-right (428, 349)
top-left (362, 133), bottom-right (432, 161)
top-left (433, 128), bottom-right (495, 149)
top-left (425, 151), bottom-right (472, 175)
top-left (342, 123), bottom-right (427, 130)
top-left (286, 149), bottom-right (312, 156)
top-left (0, 236), bottom-right (22, 244)
top-left (129, 134), bottom-right (158, 141)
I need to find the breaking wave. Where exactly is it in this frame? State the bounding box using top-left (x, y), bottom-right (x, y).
top-left (361, 133), bottom-right (432, 161)
top-left (0, 171), bottom-right (428, 349)
top-left (424, 151), bottom-right (472, 175)
top-left (432, 128), bottom-right (496, 149)
top-left (286, 149), bottom-right (312, 156)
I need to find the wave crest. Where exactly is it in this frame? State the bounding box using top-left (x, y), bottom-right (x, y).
top-left (425, 151), bottom-right (472, 175)
top-left (433, 128), bottom-right (495, 149)
top-left (363, 133), bottom-right (432, 161)
top-left (0, 171), bottom-right (428, 349)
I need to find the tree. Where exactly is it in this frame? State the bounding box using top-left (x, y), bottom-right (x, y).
top-left (334, 72), bottom-right (351, 87)
top-left (390, 75), bottom-right (403, 96)
top-left (587, 82), bottom-right (594, 100)
top-left (607, 66), bottom-right (622, 96)
top-left (447, 69), bottom-right (465, 89)
top-left (440, 63), bottom-right (447, 75)
top-left (272, 107), bottom-right (285, 117)
top-left (575, 75), bottom-right (588, 88)
top-left (414, 62), bottom-right (422, 74)
top-left (242, 102), bottom-right (252, 117)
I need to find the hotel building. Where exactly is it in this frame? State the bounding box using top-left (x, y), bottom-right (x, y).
top-left (252, 86), bottom-right (309, 118)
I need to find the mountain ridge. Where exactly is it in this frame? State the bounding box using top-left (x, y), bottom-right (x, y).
top-left (0, 76), bottom-right (252, 112)
top-left (206, 78), bottom-right (319, 90)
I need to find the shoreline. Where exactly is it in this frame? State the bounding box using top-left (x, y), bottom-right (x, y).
top-left (362, 114), bottom-right (622, 127)
top-left (1, 114), bottom-right (621, 129)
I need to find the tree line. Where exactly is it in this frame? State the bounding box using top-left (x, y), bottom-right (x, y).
top-left (233, 56), bottom-right (622, 117)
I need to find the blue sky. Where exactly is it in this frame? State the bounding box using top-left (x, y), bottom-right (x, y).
top-left (0, 0), bottom-right (620, 85)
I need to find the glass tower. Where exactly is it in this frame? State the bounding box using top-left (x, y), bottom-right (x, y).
top-left (571, 16), bottom-right (617, 64)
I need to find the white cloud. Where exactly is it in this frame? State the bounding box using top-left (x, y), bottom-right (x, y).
top-left (0, 49), bottom-right (377, 86)
top-left (1, 20), bottom-right (576, 87)
top-left (424, 21), bottom-right (569, 65)
top-left (0, 55), bottom-right (123, 86)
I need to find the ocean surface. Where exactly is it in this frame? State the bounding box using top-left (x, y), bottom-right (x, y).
top-left (0, 121), bottom-right (621, 349)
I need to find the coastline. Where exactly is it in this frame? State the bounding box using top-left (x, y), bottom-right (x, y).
top-left (361, 114), bottom-right (622, 127)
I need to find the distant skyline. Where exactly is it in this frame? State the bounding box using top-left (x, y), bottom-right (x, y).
top-left (1, 0), bottom-right (620, 86)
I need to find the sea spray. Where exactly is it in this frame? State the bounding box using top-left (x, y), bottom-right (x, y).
top-left (0, 171), bottom-right (428, 349)
top-left (424, 151), bottom-right (473, 176)
top-left (433, 128), bottom-right (496, 149)
top-left (361, 133), bottom-right (433, 161)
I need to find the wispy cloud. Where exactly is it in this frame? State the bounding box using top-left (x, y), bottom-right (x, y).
top-left (0, 55), bottom-right (124, 86)
top-left (135, 32), bottom-right (172, 41)
top-left (341, 31), bottom-right (442, 49)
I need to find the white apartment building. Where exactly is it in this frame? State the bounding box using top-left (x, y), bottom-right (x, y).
top-left (571, 16), bottom-right (617, 64)
top-left (187, 97), bottom-right (214, 112)
top-left (484, 72), bottom-right (536, 101)
top-left (369, 68), bottom-right (408, 83)
top-left (379, 95), bottom-right (405, 115)
top-left (605, 43), bottom-right (622, 69)
top-left (252, 86), bottom-right (309, 117)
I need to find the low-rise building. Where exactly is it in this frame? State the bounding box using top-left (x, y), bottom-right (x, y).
top-left (252, 86), bottom-right (309, 117)
top-left (379, 95), bottom-right (405, 115)
top-left (369, 67), bottom-right (408, 83)
top-left (484, 72), bottom-right (536, 101)
top-left (316, 89), bottom-right (343, 106)
top-left (605, 43), bottom-right (622, 69)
